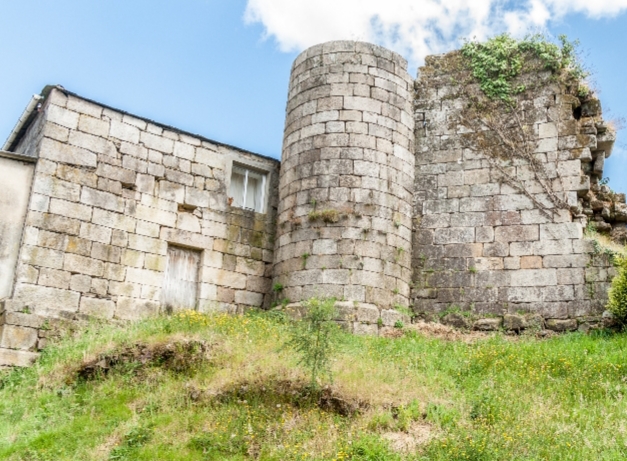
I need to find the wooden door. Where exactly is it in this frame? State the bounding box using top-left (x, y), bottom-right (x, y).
top-left (161, 246), bottom-right (200, 312)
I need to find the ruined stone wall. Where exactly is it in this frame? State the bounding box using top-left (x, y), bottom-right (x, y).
top-left (0, 88), bottom-right (279, 365)
top-left (273, 41), bottom-right (415, 331)
top-left (411, 53), bottom-right (616, 331)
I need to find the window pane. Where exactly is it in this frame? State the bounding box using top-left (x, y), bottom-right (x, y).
top-left (245, 176), bottom-right (259, 210)
top-left (229, 171), bottom-right (246, 208)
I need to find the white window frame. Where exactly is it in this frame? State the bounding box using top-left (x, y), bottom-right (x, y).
top-left (228, 162), bottom-right (269, 214)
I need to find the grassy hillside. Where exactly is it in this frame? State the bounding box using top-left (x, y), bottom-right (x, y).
top-left (1, 310), bottom-right (627, 460)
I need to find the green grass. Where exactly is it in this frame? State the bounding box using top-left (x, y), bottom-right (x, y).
top-left (2, 311), bottom-right (627, 460)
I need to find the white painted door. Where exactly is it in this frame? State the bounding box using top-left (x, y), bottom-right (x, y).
top-left (161, 246), bottom-right (200, 312)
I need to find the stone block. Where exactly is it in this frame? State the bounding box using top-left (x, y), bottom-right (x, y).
top-left (21, 245), bottom-right (65, 270)
top-left (2, 312), bottom-right (45, 329)
top-left (545, 319), bottom-right (577, 332)
top-left (234, 290), bottom-right (264, 306)
top-left (64, 254), bottom-right (104, 277)
top-left (70, 274), bottom-right (92, 293)
top-left (140, 131), bottom-right (174, 153)
top-left (0, 325), bottom-right (39, 351)
top-left (128, 234), bottom-right (167, 255)
top-left (353, 322), bottom-right (379, 335)
top-left (355, 304), bottom-right (380, 323)
top-left (539, 223), bottom-right (582, 240)
top-left (114, 297), bottom-right (160, 320)
top-left (520, 256), bottom-right (542, 269)
top-left (79, 222), bottom-right (112, 244)
top-left (45, 104), bottom-right (79, 129)
top-left (0, 348), bottom-right (39, 367)
top-left (78, 115), bottom-right (109, 137)
top-left (495, 225), bottom-right (539, 242)
top-left (542, 254), bottom-right (588, 268)
top-left (80, 187), bottom-right (124, 213)
top-left (441, 313), bottom-right (471, 329)
top-left (49, 198), bottom-right (93, 221)
top-left (33, 174), bottom-right (81, 202)
top-left (433, 227), bottom-right (475, 244)
top-left (79, 297), bottom-right (115, 319)
top-left (473, 318), bottom-right (502, 331)
top-left (503, 314), bottom-right (526, 331)
top-left (38, 268), bottom-right (71, 289)
top-left (39, 138), bottom-right (97, 168)
top-left (510, 269), bottom-right (557, 287)
top-left (68, 130), bottom-right (108, 154)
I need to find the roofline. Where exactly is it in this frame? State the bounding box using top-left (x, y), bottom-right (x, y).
top-left (36, 85), bottom-right (281, 164)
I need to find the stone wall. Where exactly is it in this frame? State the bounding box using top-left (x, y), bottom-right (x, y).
top-left (273, 41), bottom-right (415, 326)
top-left (0, 87), bottom-right (279, 365)
top-left (0, 41), bottom-right (622, 365)
top-left (411, 52), bottom-right (616, 331)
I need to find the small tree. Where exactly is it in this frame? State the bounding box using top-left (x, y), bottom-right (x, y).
top-left (608, 257), bottom-right (627, 328)
top-left (286, 297), bottom-right (339, 389)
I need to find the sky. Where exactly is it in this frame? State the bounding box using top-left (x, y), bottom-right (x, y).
top-left (0, 1), bottom-right (626, 191)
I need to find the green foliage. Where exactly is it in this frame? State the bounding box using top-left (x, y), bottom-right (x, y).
top-left (272, 282), bottom-right (284, 293)
top-left (461, 33), bottom-right (586, 104)
top-left (285, 297), bottom-right (339, 389)
top-left (109, 426), bottom-right (153, 460)
top-left (6, 311), bottom-right (627, 459)
top-left (308, 208), bottom-right (340, 223)
top-left (394, 320), bottom-right (404, 329)
top-left (608, 256), bottom-right (627, 327)
top-left (345, 435), bottom-right (401, 461)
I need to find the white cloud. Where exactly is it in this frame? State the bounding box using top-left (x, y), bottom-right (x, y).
top-left (244, 0), bottom-right (627, 65)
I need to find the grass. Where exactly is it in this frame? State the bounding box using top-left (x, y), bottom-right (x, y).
top-left (2, 310), bottom-right (627, 460)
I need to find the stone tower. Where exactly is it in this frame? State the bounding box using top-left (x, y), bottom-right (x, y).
top-left (273, 41), bottom-right (415, 317)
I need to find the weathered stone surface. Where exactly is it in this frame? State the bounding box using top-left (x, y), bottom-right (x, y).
top-left (0, 325), bottom-right (38, 350)
top-left (545, 319), bottom-right (578, 332)
top-left (441, 313), bottom-right (471, 329)
top-left (473, 317), bottom-right (503, 331)
top-left (0, 348), bottom-right (39, 367)
top-left (503, 314), bottom-right (527, 330)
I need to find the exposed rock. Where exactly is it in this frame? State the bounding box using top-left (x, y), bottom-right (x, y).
top-left (602, 310), bottom-right (617, 328)
top-left (441, 313), bottom-right (471, 330)
top-left (545, 319), bottom-right (578, 332)
top-left (524, 314), bottom-right (545, 330)
top-left (610, 225), bottom-right (627, 244)
top-left (503, 314), bottom-right (527, 331)
top-left (473, 317), bottom-right (503, 331)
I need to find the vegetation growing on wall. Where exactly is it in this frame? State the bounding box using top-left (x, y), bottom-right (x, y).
top-left (460, 34), bottom-right (586, 104)
top-left (437, 34), bottom-right (591, 219)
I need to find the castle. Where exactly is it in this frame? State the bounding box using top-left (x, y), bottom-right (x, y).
top-left (0, 40), bottom-right (621, 365)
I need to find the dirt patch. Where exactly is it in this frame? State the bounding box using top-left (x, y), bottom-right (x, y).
top-left (401, 321), bottom-right (491, 343)
top-left (382, 422), bottom-right (433, 453)
top-left (76, 339), bottom-right (212, 381)
top-left (189, 377), bottom-right (368, 417)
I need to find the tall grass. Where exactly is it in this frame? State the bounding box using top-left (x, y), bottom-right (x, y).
top-left (1, 311), bottom-right (627, 460)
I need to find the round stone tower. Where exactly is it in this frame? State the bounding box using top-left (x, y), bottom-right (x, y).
top-left (273, 41), bottom-right (415, 313)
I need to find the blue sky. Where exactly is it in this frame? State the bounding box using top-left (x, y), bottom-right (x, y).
top-left (1, 1), bottom-right (626, 191)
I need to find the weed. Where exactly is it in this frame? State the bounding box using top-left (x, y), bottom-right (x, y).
top-left (284, 297), bottom-right (339, 389)
top-left (272, 282), bottom-right (284, 293)
top-left (468, 266), bottom-right (477, 274)
top-left (302, 252), bottom-right (310, 268)
top-left (394, 320), bottom-right (404, 329)
top-left (308, 208), bottom-right (340, 223)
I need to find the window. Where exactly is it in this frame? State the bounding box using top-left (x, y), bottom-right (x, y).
top-left (228, 164), bottom-right (267, 213)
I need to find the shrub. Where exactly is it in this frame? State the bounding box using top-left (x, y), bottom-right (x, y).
top-left (285, 297), bottom-right (339, 389)
top-left (608, 256), bottom-right (627, 327)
